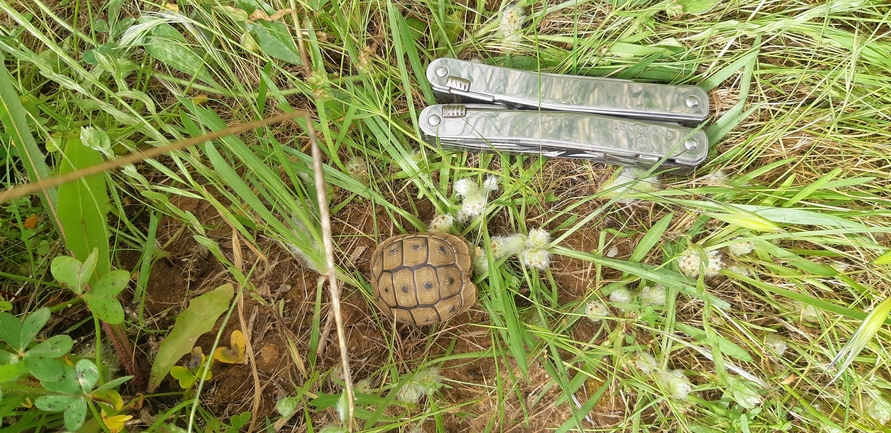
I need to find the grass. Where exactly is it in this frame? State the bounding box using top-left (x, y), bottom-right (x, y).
top-left (1, 0), bottom-right (891, 432)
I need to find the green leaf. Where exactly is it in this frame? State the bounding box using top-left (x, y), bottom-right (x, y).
top-left (144, 24), bottom-right (219, 87)
top-left (0, 362), bottom-right (27, 383)
top-left (24, 355), bottom-right (64, 382)
top-left (76, 359), bottom-right (99, 393)
top-left (170, 366), bottom-right (196, 389)
top-left (35, 394), bottom-right (78, 412)
top-left (0, 312), bottom-right (23, 350)
top-left (20, 308), bottom-right (50, 349)
top-left (91, 270), bottom-right (130, 297)
top-left (64, 397), bottom-right (87, 431)
top-left (51, 256), bottom-right (85, 294)
top-left (83, 293), bottom-right (125, 325)
top-left (28, 334), bottom-right (73, 357)
top-left (41, 364), bottom-right (80, 394)
top-left (57, 136), bottom-right (110, 286)
top-left (0, 52), bottom-right (59, 221)
top-left (148, 283), bottom-right (235, 392)
top-left (247, 21), bottom-right (302, 65)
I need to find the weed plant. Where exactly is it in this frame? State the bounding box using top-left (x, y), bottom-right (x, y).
top-left (1, 0), bottom-right (891, 432)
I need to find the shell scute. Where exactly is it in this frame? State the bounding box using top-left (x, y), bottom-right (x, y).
top-left (370, 232), bottom-right (477, 326)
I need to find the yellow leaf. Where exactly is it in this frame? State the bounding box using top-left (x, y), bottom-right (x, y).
top-left (213, 329), bottom-right (246, 364)
top-left (102, 409), bottom-right (134, 433)
top-left (91, 388), bottom-right (125, 411)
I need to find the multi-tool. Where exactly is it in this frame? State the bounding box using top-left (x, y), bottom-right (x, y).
top-left (418, 58), bottom-right (710, 170)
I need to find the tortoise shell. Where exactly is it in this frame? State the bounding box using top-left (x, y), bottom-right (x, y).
top-left (370, 232), bottom-right (477, 326)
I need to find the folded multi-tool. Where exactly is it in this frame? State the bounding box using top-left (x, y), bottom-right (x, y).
top-left (418, 58), bottom-right (710, 170)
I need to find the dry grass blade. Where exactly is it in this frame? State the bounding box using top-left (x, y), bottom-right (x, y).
top-left (307, 114), bottom-right (355, 430)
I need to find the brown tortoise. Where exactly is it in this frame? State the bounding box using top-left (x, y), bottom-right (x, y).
top-left (370, 232), bottom-right (477, 326)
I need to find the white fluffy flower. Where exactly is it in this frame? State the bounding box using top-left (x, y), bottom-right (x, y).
top-left (609, 287), bottom-right (633, 304)
top-left (729, 240), bottom-right (755, 256)
top-left (793, 300), bottom-right (821, 322)
top-left (522, 248), bottom-right (551, 270)
top-left (354, 378), bottom-right (374, 395)
top-left (727, 264), bottom-right (751, 276)
top-left (498, 2), bottom-right (526, 45)
top-left (526, 228), bottom-right (551, 249)
top-left (585, 301), bottom-right (610, 322)
top-left (727, 377), bottom-right (761, 409)
top-left (866, 388), bottom-right (891, 425)
top-left (454, 177), bottom-right (498, 221)
top-left (345, 157), bottom-right (369, 184)
top-left (764, 333), bottom-right (787, 357)
top-left (640, 285), bottom-right (666, 306)
top-left (473, 246), bottom-right (488, 273)
top-left (491, 234), bottom-right (527, 259)
top-left (396, 367), bottom-right (443, 404)
top-left (632, 352), bottom-right (658, 374)
top-left (678, 249), bottom-right (723, 278)
top-left (656, 369), bottom-right (693, 400)
top-left (428, 214), bottom-right (454, 233)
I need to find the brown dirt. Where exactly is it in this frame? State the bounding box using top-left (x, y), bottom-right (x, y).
top-left (123, 156), bottom-right (661, 432)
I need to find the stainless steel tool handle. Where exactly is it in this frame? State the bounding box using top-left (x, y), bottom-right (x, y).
top-left (418, 104), bottom-right (708, 169)
top-left (426, 58), bottom-right (709, 124)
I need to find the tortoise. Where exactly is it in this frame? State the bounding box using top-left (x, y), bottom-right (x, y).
top-left (370, 232), bottom-right (477, 326)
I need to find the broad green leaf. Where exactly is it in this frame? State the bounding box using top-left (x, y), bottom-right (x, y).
top-left (24, 356), bottom-right (64, 382)
top-left (35, 394), bottom-right (78, 412)
top-left (58, 137), bottom-right (110, 286)
top-left (148, 283), bottom-right (235, 392)
top-left (170, 366), bottom-right (196, 389)
top-left (83, 294), bottom-right (125, 325)
top-left (0, 362), bottom-right (27, 383)
top-left (0, 52), bottom-right (58, 220)
top-left (144, 24), bottom-right (219, 87)
top-left (0, 312), bottom-right (23, 350)
top-left (76, 359), bottom-right (99, 393)
top-left (41, 364), bottom-right (80, 394)
top-left (51, 256), bottom-right (86, 294)
top-left (64, 398), bottom-right (88, 431)
top-left (28, 334), bottom-right (73, 357)
top-left (20, 308), bottom-right (50, 349)
top-left (247, 21), bottom-right (302, 65)
top-left (91, 270), bottom-right (130, 297)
